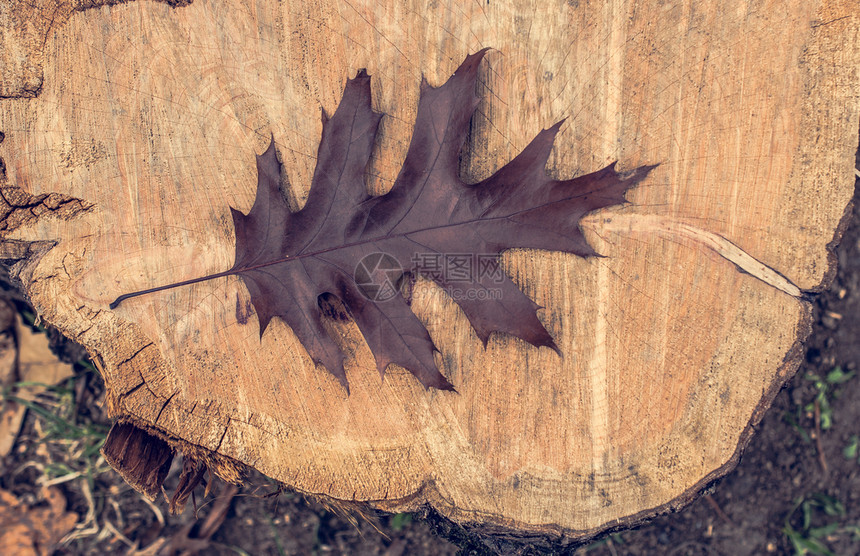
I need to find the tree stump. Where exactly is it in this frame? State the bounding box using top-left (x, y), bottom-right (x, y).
top-left (1, 0), bottom-right (858, 543)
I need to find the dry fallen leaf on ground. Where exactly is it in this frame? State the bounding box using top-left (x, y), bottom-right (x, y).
top-left (0, 486), bottom-right (78, 556)
top-left (0, 301), bottom-right (18, 457)
top-left (0, 311), bottom-right (74, 457)
top-left (15, 314), bottom-right (75, 396)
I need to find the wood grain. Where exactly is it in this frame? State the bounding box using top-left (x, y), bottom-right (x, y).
top-left (0, 0), bottom-right (857, 539)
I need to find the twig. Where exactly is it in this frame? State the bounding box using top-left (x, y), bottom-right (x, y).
top-left (41, 470), bottom-right (83, 486)
top-left (704, 494), bottom-right (733, 525)
top-left (606, 536), bottom-right (619, 556)
top-left (102, 520), bottom-right (135, 548)
top-left (140, 493), bottom-right (166, 527)
top-left (813, 398), bottom-right (829, 473)
top-left (197, 483), bottom-right (240, 539)
top-left (108, 497), bottom-right (125, 531)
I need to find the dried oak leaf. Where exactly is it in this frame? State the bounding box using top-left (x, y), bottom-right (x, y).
top-left (115, 50), bottom-right (652, 391)
top-left (0, 486), bottom-right (78, 556)
top-left (230, 50), bottom-right (656, 390)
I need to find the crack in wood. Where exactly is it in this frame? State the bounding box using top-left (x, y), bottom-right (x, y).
top-left (598, 214), bottom-right (803, 297)
top-left (214, 419), bottom-right (230, 452)
top-left (0, 185), bottom-right (93, 234)
top-left (117, 341), bottom-right (155, 369)
top-left (117, 379), bottom-right (145, 404)
top-left (155, 391), bottom-right (178, 424)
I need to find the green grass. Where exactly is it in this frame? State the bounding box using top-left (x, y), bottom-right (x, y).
top-left (804, 367), bottom-right (855, 430)
top-left (2, 378), bottom-right (108, 468)
top-left (1, 368), bottom-right (115, 546)
top-left (786, 367), bottom-right (855, 443)
top-left (843, 435), bottom-right (859, 462)
top-left (783, 493), bottom-right (860, 556)
top-left (389, 512), bottom-right (412, 531)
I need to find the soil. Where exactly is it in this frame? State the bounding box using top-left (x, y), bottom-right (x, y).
top-left (0, 141), bottom-right (858, 555)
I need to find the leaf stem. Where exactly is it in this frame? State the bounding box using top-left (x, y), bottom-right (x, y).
top-left (109, 269), bottom-right (236, 309)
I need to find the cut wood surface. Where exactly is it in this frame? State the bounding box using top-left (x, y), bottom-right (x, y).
top-left (1, 0), bottom-right (858, 540)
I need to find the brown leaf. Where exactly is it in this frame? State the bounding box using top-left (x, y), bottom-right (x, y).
top-left (0, 299), bottom-right (19, 458)
top-left (15, 314), bottom-right (74, 396)
top-left (0, 401), bottom-right (24, 458)
top-left (0, 312), bottom-right (74, 458)
top-left (113, 51), bottom-right (654, 391)
top-left (0, 486), bottom-right (78, 556)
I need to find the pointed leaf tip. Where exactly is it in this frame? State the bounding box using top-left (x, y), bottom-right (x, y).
top-left (439, 382), bottom-right (456, 392)
top-left (461, 48), bottom-right (491, 69)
